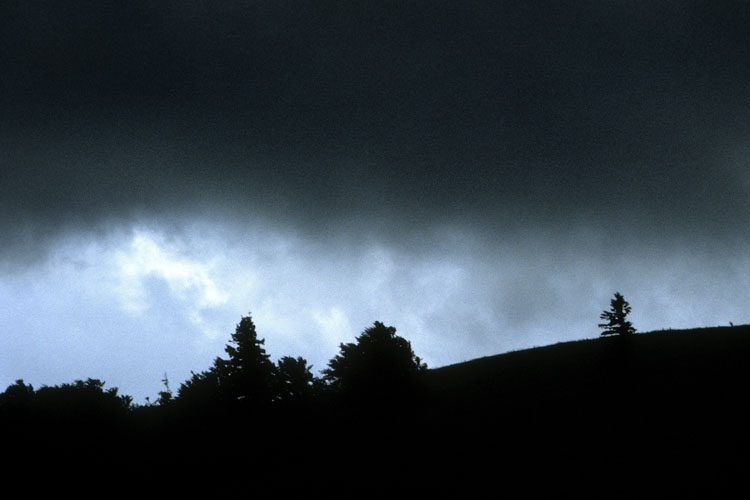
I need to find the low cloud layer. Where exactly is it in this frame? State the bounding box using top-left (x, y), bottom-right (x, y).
top-left (1, 223), bottom-right (747, 402)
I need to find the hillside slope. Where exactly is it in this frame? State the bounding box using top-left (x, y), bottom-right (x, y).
top-left (427, 324), bottom-right (750, 408)
top-left (415, 325), bottom-right (750, 495)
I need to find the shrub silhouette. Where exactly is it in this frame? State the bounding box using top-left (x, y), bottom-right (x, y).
top-left (322, 321), bottom-right (427, 405)
top-left (599, 292), bottom-right (636, 336)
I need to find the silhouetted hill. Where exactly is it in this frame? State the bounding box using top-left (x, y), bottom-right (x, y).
top-left (417, 325), bottom-right (750, 496)
top-left (5, 325), bottom-right (750, 496)
top-left (427, 324), bottom-right (750, 410)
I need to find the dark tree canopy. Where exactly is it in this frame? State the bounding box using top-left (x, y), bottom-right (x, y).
top-left (223, 314), bottom-right (276, 406)
top-left (0, 379), bottom-right (35, 422)
top-left (322, 321), bottom-right (427, 404)
top-left (0, 378), bottom-right (132, 435)
top-left (176, 366), bottom-right (225, 408)
top-left (274, 356), bottom-right (316, 405)
top-left (177, 314), bottom-right (276, 409)
top-left (599, 292), bottom-right (636, 336)
top-left (33, 378), bottom-right (133, 421)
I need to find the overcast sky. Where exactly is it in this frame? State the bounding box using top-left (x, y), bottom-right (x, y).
top-left (2, 1), bottom-right (749, 402)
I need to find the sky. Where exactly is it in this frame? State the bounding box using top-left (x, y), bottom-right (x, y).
top-left (2, 1), bottom-right (750, 403)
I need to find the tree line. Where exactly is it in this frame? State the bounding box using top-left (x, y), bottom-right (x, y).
top-left (0, 315), bottom-right (428, 428)
top-left (0, 292), bottom-right (635, 427)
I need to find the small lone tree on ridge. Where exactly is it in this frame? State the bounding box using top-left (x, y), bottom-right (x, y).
top-left (599, 292), bottom-right (636, 336)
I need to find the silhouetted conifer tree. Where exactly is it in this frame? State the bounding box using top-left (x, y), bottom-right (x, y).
top-left (223, 314), bottom-right (276, 407)
top-left (177, 314), bottom-right (276, 409)
top-left (599, 292), bottom-right (636, 336)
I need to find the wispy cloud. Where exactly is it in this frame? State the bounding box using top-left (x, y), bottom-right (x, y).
top-left (112, 230), bottom-right (229, 322)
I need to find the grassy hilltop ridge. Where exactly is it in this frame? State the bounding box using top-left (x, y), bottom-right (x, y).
top-left (408, 325), bottom-right (750, 495)
top-left (428, 324), bottom-right (750, 393)
top-left (421, 324), bottom-right (750, 435)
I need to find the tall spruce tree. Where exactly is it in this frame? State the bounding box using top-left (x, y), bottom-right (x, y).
top-left (176, 314), bottom-right (276, 409)
top-left (223, 314), bottom-right (276, 407)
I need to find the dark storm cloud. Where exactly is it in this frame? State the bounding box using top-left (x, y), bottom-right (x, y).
top-left (2, 1), bottom-right (750, 257)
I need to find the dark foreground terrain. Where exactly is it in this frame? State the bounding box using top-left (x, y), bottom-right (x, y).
top-left (5, 325), bottom-right (750, 496)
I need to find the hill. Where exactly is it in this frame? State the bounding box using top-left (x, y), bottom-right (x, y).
top-left (4, 325), bottom-right (750, 496)
top-left (427, 324), bottom-right (750, 411)
top-left (241, 325), bottom-right (750, 495)
top-left (416, 325), bottom-right (750, 495)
